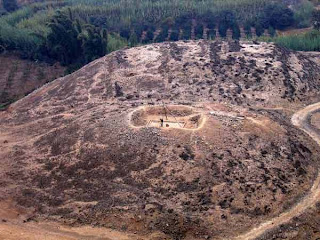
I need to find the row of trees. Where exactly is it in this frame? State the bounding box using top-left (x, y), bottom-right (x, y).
top-left (116, 3), bottom-right (292, 44)
top-left (0, 1), bottom-right (318, 71)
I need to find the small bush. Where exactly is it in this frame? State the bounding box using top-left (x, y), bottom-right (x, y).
top-left (293, 1), bottom-right (314, 28)
top-left (268, 26), bottom-right (276, 37)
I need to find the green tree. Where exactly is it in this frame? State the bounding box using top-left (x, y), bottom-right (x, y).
top-left (142, 29), bottom-right (154, 43)
top-left (218, 10), bottom-right (235, 38)
top-left (255, 23), bottom-right (264, 37)
top-left (79, 25), bottom-right (108, 63)
top-left (155, 27), bottom-right (168, 42)
top-left (232, 23), bottom-right (240, 40)
top-left (3, 0), bottom-right (18, 12)
top-left (207, 29), bottom-right (216, 40)
top-left (268, 26), bottom-right (276, 37)
top-left (261, 3), bottom-right (294, 30)
top-left (46, 10), bottom-right (82, 65)
top-left (195, 24), bottom-right (204, 39)
top-left (129, 30), bottom-right (138, 46)
top-left (169, 30), bottom-right (179, 41)
top-left (244, 22), bottom-right (252, 38)
top-left (293, 1), bottom-right (314, 28)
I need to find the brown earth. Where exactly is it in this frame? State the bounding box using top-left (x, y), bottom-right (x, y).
top-left (1, 40), bottom-right (320, 240)
top-left (277, 27), bottom-right (313, 37)
top-left (0, 53), bottom-right (65, 108)
top-left (311, 112), bottom-right (320, 129)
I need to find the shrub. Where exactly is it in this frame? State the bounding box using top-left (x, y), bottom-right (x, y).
top-left (107, 33), bottom-right (127, 53)
top-left (268, 26), bottom-right (276, 37)
top-left (261, 3), bottom-right (294, 30)
top-left (3, 0), bottom-right (18, 12)
top-left (293, 1), bottom-right (314, 28)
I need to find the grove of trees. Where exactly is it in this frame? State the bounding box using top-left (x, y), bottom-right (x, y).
top-left (46, 10), bottom-right (108, 67)
top-left (0, 0), bottom-right (318, 71)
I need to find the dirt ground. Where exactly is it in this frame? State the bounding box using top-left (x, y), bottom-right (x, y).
top-left (1, 40), bottom-right (320, 240)
top-left (0, 53), bottom-right (65, 108)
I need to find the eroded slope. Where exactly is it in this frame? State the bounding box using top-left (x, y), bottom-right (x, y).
top-left (1, 40), bottom-right (320, 240)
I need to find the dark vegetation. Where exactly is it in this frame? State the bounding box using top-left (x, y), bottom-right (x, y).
top-left (313, 9), bottom-right (320, 30)
top-left (3, 0), bottom-right (18, 12)
top-left (46, 9), bottom-right (108, 69)
top-left (259, 8), bottom-right (320, 51)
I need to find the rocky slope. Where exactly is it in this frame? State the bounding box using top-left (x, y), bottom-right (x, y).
top-left (1, 40), bottom-right (320, 240)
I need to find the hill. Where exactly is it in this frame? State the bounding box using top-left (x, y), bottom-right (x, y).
top-left (0, 53), bottom-right (65, 109)
top-left (1, 40), bottom-right (320, 239)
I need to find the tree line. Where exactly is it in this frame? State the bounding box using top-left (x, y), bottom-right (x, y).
top-left (0, 0), bottom-right (319, 71)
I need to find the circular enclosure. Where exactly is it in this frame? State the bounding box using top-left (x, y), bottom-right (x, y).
top-left (129, 105), bottom-right (205, 130)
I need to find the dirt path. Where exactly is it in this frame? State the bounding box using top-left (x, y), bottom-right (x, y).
top-left (233, 102), bottom-right (320, 240)
top-left (0, 200), bottom-right (149, 240)
top-left (0, 222), bottom-right (147, 240)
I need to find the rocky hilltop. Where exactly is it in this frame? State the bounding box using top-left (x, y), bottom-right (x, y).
top-left (1, 40), bottom-right (320, 240)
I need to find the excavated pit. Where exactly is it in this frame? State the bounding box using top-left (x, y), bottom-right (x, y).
top-left (129, 105), bottom-right (205, 130)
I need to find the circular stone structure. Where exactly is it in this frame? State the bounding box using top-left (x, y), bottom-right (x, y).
top-left (129, 105), bottom-right (205, 130)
